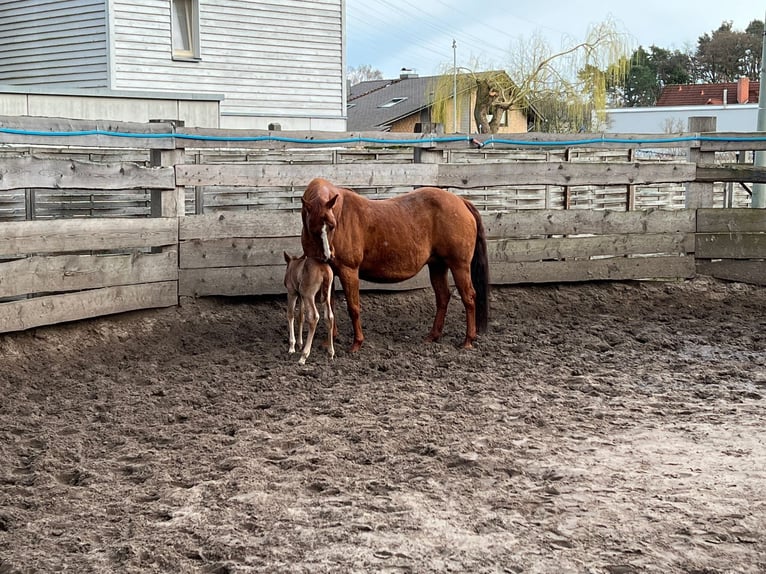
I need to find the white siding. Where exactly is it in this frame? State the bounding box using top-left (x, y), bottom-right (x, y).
top-left (606, 104), bottom-right (759, 134)
top-left (0, 0), bottom-right (108, 88)
top-left (110, 0), bottom-right (344, 128)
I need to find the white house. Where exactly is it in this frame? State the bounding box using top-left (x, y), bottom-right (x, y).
top-left (605, 104), bottom-right (758, 134)
top-left (605, 77), bottom-right (760, 134)
top-left (0, 0), bottom-right (346, 130)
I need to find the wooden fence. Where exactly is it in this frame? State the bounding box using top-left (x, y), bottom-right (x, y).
top-left (0, 115), bottom-right (764, 334)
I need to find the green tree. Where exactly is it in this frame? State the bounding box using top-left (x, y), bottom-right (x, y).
top-left (741, 19), bottom-right (764, 79)
top-left (694, 20), bottom-right (763, 82)
top-left (611, 46), bottom-right (692, 107)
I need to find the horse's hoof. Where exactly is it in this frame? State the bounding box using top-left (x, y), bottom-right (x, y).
top-left (288, 348), bottom-right (296, 354)
top-left (299, 356), bottom-right (308, 365)
top-left (349, 341), bottom-right (363, 353)
top-left (460, 340), bottom-right (475, 350)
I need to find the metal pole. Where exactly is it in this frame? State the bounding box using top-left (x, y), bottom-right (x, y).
top-left (753, 12), bottom-right (766, 208)
top-left (452, 39), bottom-right (457, 133)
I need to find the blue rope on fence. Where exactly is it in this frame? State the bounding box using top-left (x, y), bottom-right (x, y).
top-left (2, 125), bottom-right (766, 147)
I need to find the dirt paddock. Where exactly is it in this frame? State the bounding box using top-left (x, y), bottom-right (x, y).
top-left (1, 277), bottom-right (765, 574)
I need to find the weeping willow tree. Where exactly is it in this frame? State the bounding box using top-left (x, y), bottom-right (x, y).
top-left (432, 19), bottom-right (632, 133)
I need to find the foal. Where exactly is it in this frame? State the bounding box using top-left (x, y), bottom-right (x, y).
top-left (283, 252), bottom-right (335, 364)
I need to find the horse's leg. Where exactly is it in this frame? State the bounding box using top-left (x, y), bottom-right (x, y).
top-left (426, 261), bottom-right (451, 343)
top-left (287, 291), bottom-right (299, 353)
top-left (296, 295), bottom-right (304, 348)
top-left (321, 281), bottom-right (338, 347)
top-left (299, 294), bottom-right (319, 365)
top-left (337, 267), bottom-right (364, 352)
top-left (323, 281), bottom-right (335, 360)
top-left (451, 263), bottom-right (477, 349)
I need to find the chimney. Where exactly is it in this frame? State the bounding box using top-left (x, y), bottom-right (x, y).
top-left (737, 76), bottom-right (750, 104)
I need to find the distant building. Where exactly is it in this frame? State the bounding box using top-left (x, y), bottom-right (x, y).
top-left (606, 77), bottom-right (759, 133)
top-left (0, 0), bottom-right (346, 130)
top-left (347, 70), bottom-right (540, 133)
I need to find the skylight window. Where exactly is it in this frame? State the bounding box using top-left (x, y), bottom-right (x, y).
top-left (379, 97), bottom-right (407, 108)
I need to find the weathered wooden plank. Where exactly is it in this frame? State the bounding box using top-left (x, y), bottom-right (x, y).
top-left (179, 211), bottom-right (300, 241)
top-left (0, 281), bottom-right (178, 334)
top-left (696, 259), bottom-right (766, 285)
top-left (490, 255), bottom-right (696, 285)
top-left (180, 237), bottom-right (301, 268)
top-left (472, 132), bottom-right (691, 150)
top-left (437, 161), bottom-right (696, 188)
top-left (177, 128), bottom-right (468, 150)
top-left (0, 217), bottom-right (178, 257)
top-left (179, 234), bottom-right (692, 271)
top-left (0, 157), bottom-right (174, 191)
top-left (179, 265), bottom-right (286, 297)
top-left (481, 209), bottom-right (696, 238)
top-left (696, 208), bottom-right (766, 233)
top-left (0, 250), bottom-right (177, 298)
top-left (179, 265), bottom-right (430, 297)
top-left (176, 162), bottom-right (437, 188)
top-left (698, 133), bottom-right (766, 153)
top-left (695, 233), bottom-right (766, 259)
top-left (488, 233), bottom-right (694, 262)
top-left (696, 164), bottom-right (766, 184)
top-left (0, 116), bottom-right (176, 149)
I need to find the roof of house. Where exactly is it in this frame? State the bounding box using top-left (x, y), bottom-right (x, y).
top-left (347, 70), bottom-right (540, 132)
top-left (656, 79), bottom-right (759, 107)
top-left (347, 72), bottom-right (457, 131)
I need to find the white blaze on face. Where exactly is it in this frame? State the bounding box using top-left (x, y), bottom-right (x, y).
top-left (320, 223), bottom-right (331, 260)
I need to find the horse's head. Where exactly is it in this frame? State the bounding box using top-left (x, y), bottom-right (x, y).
top-left (301, 179), bottom-right (339, 262)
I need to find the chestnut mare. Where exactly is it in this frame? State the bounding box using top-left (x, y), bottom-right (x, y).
top-left (301, 178), bottom-right (489, 352)
top-left (283, 252), bottom-right (335, 364)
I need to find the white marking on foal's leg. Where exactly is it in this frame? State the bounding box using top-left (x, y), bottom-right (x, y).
top-left (320, 223), bottom-right (331, 261)
top-left (299, 298), bottom-right (319, 365)
top-left (287, 293), bottom-right (298, 353)
top-left (324, 279), bottom-right (335, 360)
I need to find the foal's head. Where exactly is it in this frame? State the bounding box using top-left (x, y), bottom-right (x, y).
top-left (301, 178), bottom-right (339, 261)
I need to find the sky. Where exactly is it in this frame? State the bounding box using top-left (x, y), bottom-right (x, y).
top-left (346, 0), bottom-right (765, 80)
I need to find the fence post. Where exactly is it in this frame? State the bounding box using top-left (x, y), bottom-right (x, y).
top-left (149, 120), bottom-right (186, 218)
top-left (685, 116), bottom-right (716, 208)
top-left (413, 146), bottom-right (444, 188)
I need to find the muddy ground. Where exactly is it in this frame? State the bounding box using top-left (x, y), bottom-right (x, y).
top-left (1, 276), bottom-right (765, 574)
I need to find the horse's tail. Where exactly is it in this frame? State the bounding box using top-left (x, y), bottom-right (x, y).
top-left (464, 199), bottom-right (490, 333)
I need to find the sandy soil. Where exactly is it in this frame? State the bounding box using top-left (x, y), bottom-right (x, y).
top-left (1, 276), bottom-right (765, 574)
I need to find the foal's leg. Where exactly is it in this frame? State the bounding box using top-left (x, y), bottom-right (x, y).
top-left (287, 291), bottom-right (299, 353)
top-left (426, 260), bottom-right (451, 343)
top-left (299, 291), bottom-right (320, 365)
top-left (450, 262), bottom-right (477, 349)
top-left (322, 277), bottom-right (335, 360)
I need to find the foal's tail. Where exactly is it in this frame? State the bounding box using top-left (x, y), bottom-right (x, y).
top-left (464, 200), bottom-right (490, 333)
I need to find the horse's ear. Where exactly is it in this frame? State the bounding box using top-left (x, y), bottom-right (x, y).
top-left (283, 251), bottom-right (291, 263)
top-left (326, 194), bottom-right (338, 209)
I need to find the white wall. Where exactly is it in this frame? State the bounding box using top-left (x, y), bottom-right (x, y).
top-left (0, 88), bottom-right (222, 127)
top-left (605, 104), bottom-right (759, 133)
top-left (110, 0), bottom-right (346, 130)
top-left (0, 0), bottom-right (109, 88)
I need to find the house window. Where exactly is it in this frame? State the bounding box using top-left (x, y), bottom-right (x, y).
top-left (379, 97), bottom-right (407, 108)
top-left (172, 0), bottom-right (200, 60)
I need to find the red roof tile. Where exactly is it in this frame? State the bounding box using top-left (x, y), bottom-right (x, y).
top-left (656, 79), bottom-right (759, 106)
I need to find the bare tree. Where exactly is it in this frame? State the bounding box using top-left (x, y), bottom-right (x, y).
top-left (347, 64), bottom-right (383, 86)
top-left (431, 19), bottom-right (631, 133)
